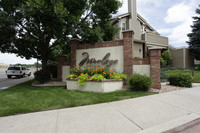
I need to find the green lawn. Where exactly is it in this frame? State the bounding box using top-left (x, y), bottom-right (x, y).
top-left (0, 80), bottom-right (153, 117)
top-left (194, 71), bottom-right (200, 83)
top-left (161, 67), bottom-right (200, 83)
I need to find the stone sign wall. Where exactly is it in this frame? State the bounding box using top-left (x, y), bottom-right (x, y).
top-left (76, 46), bottom-right (124, 72)
top-left (57, 30), bottom-right (162, 89)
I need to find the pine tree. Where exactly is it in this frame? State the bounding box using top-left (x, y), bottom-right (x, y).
top-left (187, 5), bottom-right (200, 60)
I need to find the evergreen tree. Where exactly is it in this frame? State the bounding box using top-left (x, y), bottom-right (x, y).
top-left (187, 5), bottom-right (200, 60)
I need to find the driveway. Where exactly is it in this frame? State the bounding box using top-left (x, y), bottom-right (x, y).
top-left (0, 87), bottom-right (200, 133)
top-left (0, 68), bottom-right (35, 90)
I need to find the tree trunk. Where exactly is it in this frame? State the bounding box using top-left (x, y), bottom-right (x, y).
top-left (41, 41), bottom-right (50, 71)
top-left (42, 57), bottom-right (48, 71)
top-left (41, 35), bottom-right (51, 71)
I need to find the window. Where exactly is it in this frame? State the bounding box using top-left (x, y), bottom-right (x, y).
top-left (142, 25), bottom-right (145, 33)
top-left (122, 23), bottom-right (126, 31)
top-left (115, 22), bottom-right (119, 28)
top-left (8, 67), bottom-right (20, 70)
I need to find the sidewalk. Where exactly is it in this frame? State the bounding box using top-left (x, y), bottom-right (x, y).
top-left (0, 87), bottom-right (200, 133)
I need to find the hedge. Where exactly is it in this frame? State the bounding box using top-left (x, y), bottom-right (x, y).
top-left (168, 73), bottom-right (192, 87)
top-left (128, 74), bottom-right (153, 91)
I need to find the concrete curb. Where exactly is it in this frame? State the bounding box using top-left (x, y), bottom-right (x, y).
top-left (164, 117), bottom-right (200, 133)
top-left (137, 113), bottom-right (200, 133)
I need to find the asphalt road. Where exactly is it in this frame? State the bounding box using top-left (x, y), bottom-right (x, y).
top-left (0, 68), bottom-right (35, 90)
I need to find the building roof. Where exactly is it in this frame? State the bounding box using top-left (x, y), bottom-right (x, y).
top-left (137, 14), bottom-right (158, 34)
top-left (112, 13), bottom-right (130, 19)
top-left (111, 13), bottom-right (159, 34)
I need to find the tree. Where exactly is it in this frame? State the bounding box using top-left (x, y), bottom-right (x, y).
top-left (0, 0), bottom-right (121, 70)
top-left (34, 62), bottom-right (42, 68)
top-left (187, 5), bottom-right (200, 60)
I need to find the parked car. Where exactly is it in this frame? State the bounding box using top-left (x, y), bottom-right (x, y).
top-left (6, 66), bottom-right (31, 78)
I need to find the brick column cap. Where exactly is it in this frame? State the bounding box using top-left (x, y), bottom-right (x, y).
top-left (149, 46), bottom-right (164, 50)
top-left (122, 30), bottom-right (134, 34)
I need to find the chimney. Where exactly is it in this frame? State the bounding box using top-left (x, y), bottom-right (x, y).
top-left (128, 0), bottom-right (140, 39)
top-left (128, 0), bottom-right (137, 19)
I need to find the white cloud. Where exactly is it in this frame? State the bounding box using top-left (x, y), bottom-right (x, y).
top-left (157, 29), bottom-right (172, 34)
top-left (168, 22), bottom-right (191, 45)
top-left (0, 53), bottom-right (37, 64)
top-left (137, 0), bottom-right (165, 7)
top-left (164, 2), bottom-right (194, 23)
top-left (162, 1), bottom-right (198, 47)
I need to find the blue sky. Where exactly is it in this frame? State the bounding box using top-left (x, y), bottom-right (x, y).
top-left (0, 0), bottom-right (199, 64)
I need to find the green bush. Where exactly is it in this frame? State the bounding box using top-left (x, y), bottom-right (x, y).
top-left (195, 64), bottom-right (200, 70)
top-left (161, 67), bottom-right (184, 72)
top-left (46, 64), bottom-right (57, 78)
top-left (161, 72), bottom-right (169, 80)
top-left (134, 57), bottom-right (141, 59)
top-left (90, 74), bottom-right (106, 81)
top-left (67, 74), bottom-right (77, 79)
top-left (168, 73), bottom-right (192, 87)
top-left (34, 70), bottom-right (51, 83)
top-left (111, 72), bottom-right (127, 79)
top-left (161, 51), bottom-right (172, 67)
top-left (77, 74), bottom-right (89, 85)
top-left (160, 57), bottom-right (167, 67)
top-left (128, 74), bottom-right (153, 91)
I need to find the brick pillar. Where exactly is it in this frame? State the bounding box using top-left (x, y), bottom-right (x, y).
top-left (122, 30), bottom-right (134, 77)
top-left (57, 55), bottom-right (69, 81)
top-left (70, 39), bottom-right (79, 68)
top-left (150, 49), bottom-right (161, 89)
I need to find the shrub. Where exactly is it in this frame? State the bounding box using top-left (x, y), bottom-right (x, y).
top-left (111, 72), bottom-right (127, 79)
top-left (195, 64), bottom-right (200, 70)
top-left (67, 74), bottom-right (77, 79)
top-left (161, 67), bottom-right (184, 72)
top-left (34, 70), bottom-right (51, 83)
top-left (134, 57), bottom-right (141, 59)
top-left (90, 74), bottom-right (106, 81)
top-left (161, 72), bottom-right (169, 81)
top-left (168, 73), bottom-right (192, 87)
top-left (70, 66), bottom-right (126, 80)
top-left (70, 66), bottom-right (113, 78)
top-left (46, 64), bottom-right (57, 78)
top-left (160, 57), bottom-right (167, 67)
top-left (161, 51), bottom-right (172, 67)
top-left (67, 66), bottom-right (127, 85)
top-left (128, 74), bottom-right (153, 91)
top-left (77, 74), bottom-right (90, 85)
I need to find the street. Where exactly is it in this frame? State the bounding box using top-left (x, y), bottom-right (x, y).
top-left (0, 68), bottom-right (35, 90)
